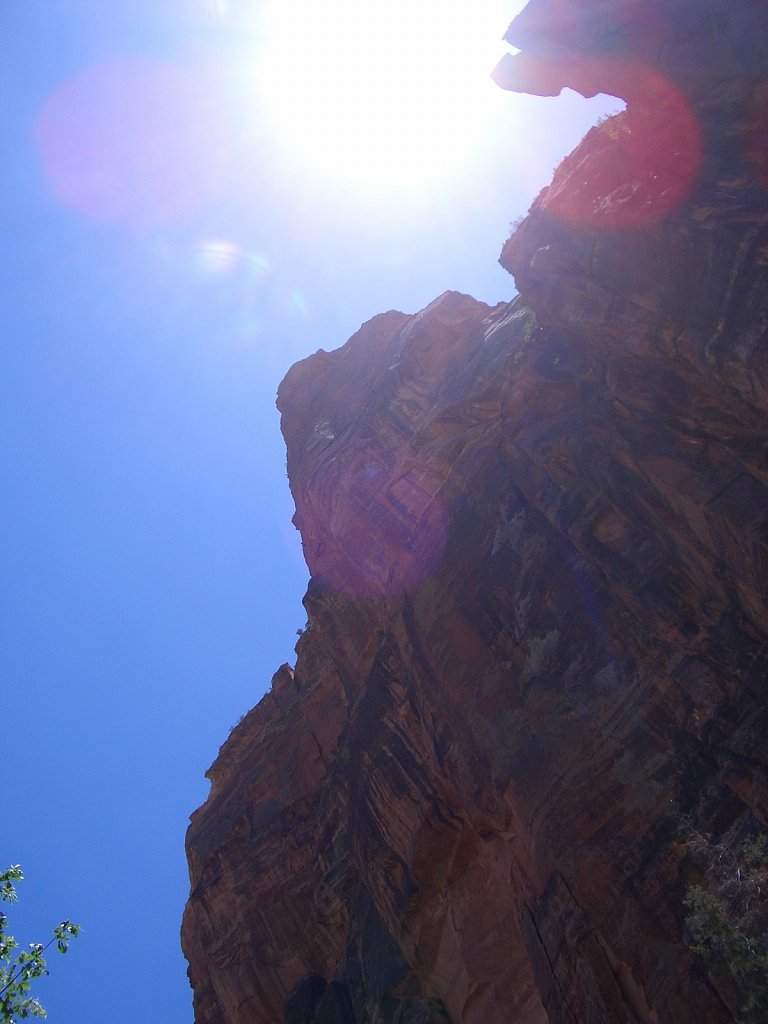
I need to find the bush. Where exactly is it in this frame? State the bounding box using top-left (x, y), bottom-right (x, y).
top-left (683, 830), bottom-right (768, 1023)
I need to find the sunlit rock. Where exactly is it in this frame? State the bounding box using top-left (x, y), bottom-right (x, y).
top-left (182, 2), bottom-right (768, 1022)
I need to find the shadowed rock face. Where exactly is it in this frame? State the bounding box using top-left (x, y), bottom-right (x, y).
top-left (182, 2), bottom-right (768, 1022)
top-left (492, 0), bottom-right (768, 111)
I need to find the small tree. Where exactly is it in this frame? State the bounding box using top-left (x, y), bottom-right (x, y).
top-left (683, 830), bottom-right (768, 1024)
top-left (0, 866), bottom-right (80, 1022)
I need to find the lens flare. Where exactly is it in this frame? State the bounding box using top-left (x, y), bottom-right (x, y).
top-left (35, 58), bottom-right (234, 229)
top-left (296, 446), bottom-right (450, 600)
top-left (256, 0), bottom-right (510, 191)
top-left (543, 61), bottom-right (701, 227)
top-left (291, 290), bottom-right (308, 317)
top-left (245, 253), bottom-right (271, 279)
top-left (196, 240), bottom-right (242, 274)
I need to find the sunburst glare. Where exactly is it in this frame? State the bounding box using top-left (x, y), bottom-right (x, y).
top-left (256, 0), bottom-right (512, 191)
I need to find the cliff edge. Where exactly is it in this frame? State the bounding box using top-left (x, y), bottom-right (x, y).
top-left (182, 2), bottom-right (768, 1021)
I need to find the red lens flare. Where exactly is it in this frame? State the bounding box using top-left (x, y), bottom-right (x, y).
top-left (543, 61), bottom-right (701, 227)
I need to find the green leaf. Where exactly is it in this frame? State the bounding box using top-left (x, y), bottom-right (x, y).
top-left (0, 863), bottom-right (79, 1022)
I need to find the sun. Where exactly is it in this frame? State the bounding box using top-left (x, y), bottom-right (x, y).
top-left (256, 0), bottom-right (512, 192)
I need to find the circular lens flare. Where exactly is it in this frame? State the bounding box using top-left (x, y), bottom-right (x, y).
top-left (35, 58), bottom-right (235, 229)
top-left (543, 61), bottom-right (701, 226)
top-left (296, 448), bottom-right (450, 600)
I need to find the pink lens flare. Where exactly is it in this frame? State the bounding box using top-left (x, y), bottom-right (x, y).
top-left (35, 57), bottom-right (234, 229)
top-left (294, 446), bottom-right (450, 601)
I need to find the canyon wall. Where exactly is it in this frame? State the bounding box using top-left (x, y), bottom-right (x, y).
top-left (182, 1), bottom-right (768, 1021)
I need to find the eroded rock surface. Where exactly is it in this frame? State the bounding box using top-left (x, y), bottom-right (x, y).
top-left (182, 1), bottom-right (768, 1021)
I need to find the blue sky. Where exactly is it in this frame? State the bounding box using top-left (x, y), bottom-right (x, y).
top-left (1, 2), bottom-right (621, 1020)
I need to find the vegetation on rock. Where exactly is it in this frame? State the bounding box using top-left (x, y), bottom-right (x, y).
top-left (684, 830), bottom-right (768, 1024)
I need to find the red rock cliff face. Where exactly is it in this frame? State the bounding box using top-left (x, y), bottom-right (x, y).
top-left (182, 2), bottom-right (768, 1022)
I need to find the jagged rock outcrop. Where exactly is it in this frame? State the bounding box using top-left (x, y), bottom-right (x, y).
top-left (182, 1), bottom-right (768, 1021)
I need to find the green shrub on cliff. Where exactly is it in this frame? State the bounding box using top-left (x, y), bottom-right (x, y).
top-left (0, 865), bottom-right (79, 1022)
top-left (684, 831), bottom-right (768, 1023)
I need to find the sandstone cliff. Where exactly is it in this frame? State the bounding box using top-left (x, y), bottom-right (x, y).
top-left (182, 1), bottom-right (768, 1021)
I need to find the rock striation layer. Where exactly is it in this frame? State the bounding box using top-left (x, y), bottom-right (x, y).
top-left (183, 1), bottom-right (768, 1021)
